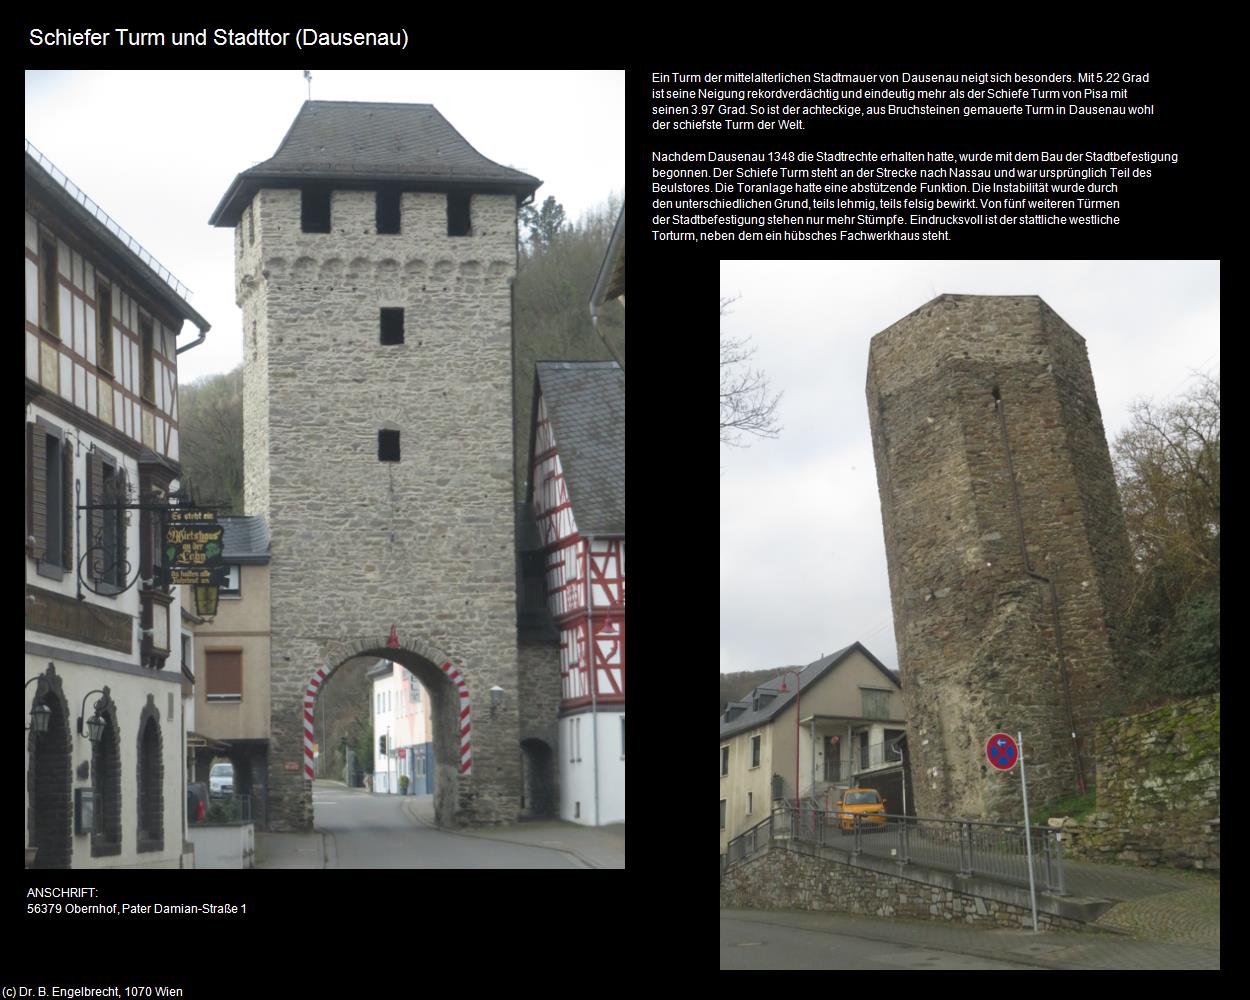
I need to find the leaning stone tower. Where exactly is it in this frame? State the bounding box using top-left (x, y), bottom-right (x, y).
top-left (211, 101), bottom-right (540, 829)
top-left (866, 295), bottom-right (1133, 821)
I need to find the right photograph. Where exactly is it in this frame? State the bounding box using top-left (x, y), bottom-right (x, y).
top-left (721, 260), bottom-right (1219, 964)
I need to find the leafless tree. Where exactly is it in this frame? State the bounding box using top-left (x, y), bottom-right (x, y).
top-left (720, 296), bottom-right (782, 446)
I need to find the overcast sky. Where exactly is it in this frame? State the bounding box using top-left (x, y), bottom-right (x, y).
top-left (24, 70), bottom-right (624, 382)
top-left (719, 259), bottom-right (1220, 676)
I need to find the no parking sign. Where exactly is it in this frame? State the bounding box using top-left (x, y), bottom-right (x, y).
top-left (985, 732), bottom-right (1018, 770)
top-left (984, 730), bottom-right (1039, 933)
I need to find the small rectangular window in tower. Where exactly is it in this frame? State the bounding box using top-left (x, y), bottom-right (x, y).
top-left (379, 308), bottom-right (405, 345)
top-left (376, 190), bottom-right (401, 234)
top-left (378, 429), bottom-right (400, 462)
top-left (301, 187), bottom-right (332, 233)
top-left (447, 192), bottom-right (471, 236)
top-left (246, 204), bottom-right (255, 245)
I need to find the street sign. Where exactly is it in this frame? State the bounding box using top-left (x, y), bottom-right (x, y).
top-left (986, 732), bottom-right (1018, 770)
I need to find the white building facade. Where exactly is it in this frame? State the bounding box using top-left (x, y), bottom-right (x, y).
top-left (369, 659), bottom-right (432, 795)
top-left (24, 141), bottom-right (210, 868)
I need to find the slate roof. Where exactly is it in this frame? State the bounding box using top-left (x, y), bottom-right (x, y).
top-left (210, 101), bottom-right (541, 226)
top-left (532, 361), bottom-right (624, 536)
top-left (218, 516), bottom-right (270, 564)
top-left (719, 642), bottom-right (900, 741)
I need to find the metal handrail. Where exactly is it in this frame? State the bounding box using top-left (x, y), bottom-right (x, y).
top-left (25, 139), bottom-right (195, 304)
top-left (787, 806), bottom-right (1067, 894)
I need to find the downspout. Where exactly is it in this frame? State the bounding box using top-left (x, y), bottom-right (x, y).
top-left (993, 388), bottom-right (1086, 794)
top-left (176, 324), bottom-right (209, 355)
top-left (584, 536), bottom-right (600, 826)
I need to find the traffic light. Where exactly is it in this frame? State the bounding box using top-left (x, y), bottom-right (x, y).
top-left (379, 735), bottom-right (386, 755)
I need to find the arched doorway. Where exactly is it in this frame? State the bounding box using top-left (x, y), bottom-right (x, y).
top-left (27, 664), bottom-right (72, 869)
top-left (520, 738), bottom-right (556, 819)
top-left (275, 632), bottom-right (517, 832)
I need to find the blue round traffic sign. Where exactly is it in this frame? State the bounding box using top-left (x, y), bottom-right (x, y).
top-left (986, 732), bottom-right (1018, 770)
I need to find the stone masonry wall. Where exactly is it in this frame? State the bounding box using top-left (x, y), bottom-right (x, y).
top-left (720, 843), bottom-right (1085, 932)
top-left (239, 187), bottom-right (521, 829)
top-left (517, 639), bottom-right (561, 751)
top-left (867, 295), bottom-right (1134, 822)
top-left (1053, 694), bottom-right (1220, 871)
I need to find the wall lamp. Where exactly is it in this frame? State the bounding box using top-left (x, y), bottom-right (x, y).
top-left (489, 685), bottom-right (505, 714)
top-left (24, 676), bottom-right (51, 734)
top-left (76, 689), bottom-right (107, 743)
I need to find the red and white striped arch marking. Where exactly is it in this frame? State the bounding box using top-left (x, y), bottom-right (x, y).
top-left (303, 660), bottom-right (472, 781)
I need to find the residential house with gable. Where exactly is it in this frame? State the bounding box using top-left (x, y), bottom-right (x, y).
top-left (719, 642), bottom-right (910, 856)
top-left (528, 360), bottom-right (625, 826)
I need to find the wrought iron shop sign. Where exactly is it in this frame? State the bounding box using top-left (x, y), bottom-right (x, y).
top-left (164, 508), bottom-right (225, 586)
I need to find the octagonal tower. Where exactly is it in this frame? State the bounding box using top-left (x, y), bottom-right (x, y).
top-left (866, 294), bottom-right (1133, 820)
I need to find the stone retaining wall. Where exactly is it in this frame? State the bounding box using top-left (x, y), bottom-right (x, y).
top-left (720, 842), bottom-right (1085, 932)
top-left (1053, 694), bottom-right (1219, 871)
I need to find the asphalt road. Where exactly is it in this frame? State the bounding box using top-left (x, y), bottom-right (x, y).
top-left (314, 784), bottom-right (586, 868)
top-left (721, 913), bottom-right (1042, 970)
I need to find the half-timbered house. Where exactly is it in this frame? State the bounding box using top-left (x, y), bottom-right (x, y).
top-left (528, 361), bottom-right (625, 825)
top-left (24, 140), bottom-right (210, 868)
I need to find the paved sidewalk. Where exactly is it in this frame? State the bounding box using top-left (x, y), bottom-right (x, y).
top-left (1061, 861), bottom-right (1220, 950)
top-left (402, 795), bottom-right (624, 869)
top-left (254, 829), bottom-right (326, 869)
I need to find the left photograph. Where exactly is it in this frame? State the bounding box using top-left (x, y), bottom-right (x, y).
top-left (26, 69), bottom-right (624, 870)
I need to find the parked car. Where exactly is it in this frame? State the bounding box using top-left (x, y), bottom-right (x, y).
top-left (209, 763), bottom-right (234, 797)
top-left (187, 782), bottom-right (209, 825)
top-left (834, 787), bottom-right (887, 831)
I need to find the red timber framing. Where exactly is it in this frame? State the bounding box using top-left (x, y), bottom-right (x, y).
top-left (530, 391), bottom-right (625, 712)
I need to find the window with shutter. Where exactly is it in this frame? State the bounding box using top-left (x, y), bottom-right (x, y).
top-left (29, 420), bottom-right (70, 577)
top-left (27, 422), bottom-right (47, 561)
top-left (205, 650), bottom-right (243, 701)
top-left (140, 317), bottom-right (155, 403)
top-left (96, 278), bottom-right (113, 376)
top-left (39, 232), bottom-right (59, 335)
top-left (87, 451), bottom-right (128, 593)
top-left (861, 688), bottom-right (892, 720)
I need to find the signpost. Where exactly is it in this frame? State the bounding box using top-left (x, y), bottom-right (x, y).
top-left (985, 731), bottom-right (1039, 933)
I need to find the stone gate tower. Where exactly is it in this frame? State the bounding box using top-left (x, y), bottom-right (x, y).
top-left (210, 101), bottom-right (540, 830)
top-left (866, 295), bottom-right (1134, 821)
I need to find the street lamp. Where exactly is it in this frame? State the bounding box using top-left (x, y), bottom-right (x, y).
top-left (25, 676), bottom-right (51, 734)
top-left (776, 669), bottom-right (803, 812)
top-left (76, 689), bottom-right (107, 743)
